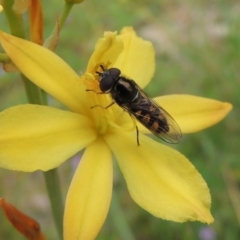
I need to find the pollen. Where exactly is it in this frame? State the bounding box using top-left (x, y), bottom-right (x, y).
top-left (82, 72), bottom-right (100, 92)
top-left (81, 73), bottom-right (115, 135)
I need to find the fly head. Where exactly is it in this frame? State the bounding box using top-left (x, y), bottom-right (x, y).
top-left (97, 66), bottom-right (121, 93)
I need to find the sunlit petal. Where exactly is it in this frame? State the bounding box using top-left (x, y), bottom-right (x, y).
top-left (87, 31), bottom-right (124, 73)
top-left (0, 31), bottom-right (87, 114)
top-left (114, 27), bottom-right (155, 88)
top-left (64, 138), bottom-right (112, 240)
top-left (104, 131), bottom-right (214, 224)
top-left (151, 94), bottom-right (232, 133)
top-left (0, 105), bottom-right (97, 171)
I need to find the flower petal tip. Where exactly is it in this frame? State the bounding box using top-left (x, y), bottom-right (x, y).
top-left (197, 206), bottom-right (214, 225)
top-left (154, 95), bottom-right (233, 133)
top-left (223, 102), bottom-right (233, 113)
top-left (207, 215), bottom-right (214, 225)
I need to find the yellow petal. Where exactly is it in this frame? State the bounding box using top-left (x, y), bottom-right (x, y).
top-left (114, 27), bottom-right (155, 88)
top-left (0, 31), bottom-right (87, 114)
top-left (64, 138), bottom-right (112, 240)
top-left (104, 131), bottom-right (214, 224)
top-left (0, 105), bottom-right (97, 171)
top-left (87, 31), bottom-right (124, 73)
top-left (152, 94), bottom-right (232, 133)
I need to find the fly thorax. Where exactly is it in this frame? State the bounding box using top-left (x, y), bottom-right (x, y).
top-left (114, 78), bottom-right (139, 103)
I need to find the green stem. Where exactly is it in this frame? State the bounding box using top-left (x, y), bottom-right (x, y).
top-left (59, 2), bottom-right (74, 28)
top-left (110, 189), bottom-right (135, 240)
top-left (45, 2), bottom-right (73, 50)
top-left (3, 1), bottom-right (65, 238)
top-left (2, 0), bottom-right (25, 38)
top-left (44, 169), bottom-right (64, 240)
top-left (21, 75), bottom-right (46, 104)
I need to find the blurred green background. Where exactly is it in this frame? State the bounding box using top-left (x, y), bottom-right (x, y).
top-left (0, 0), bottom-right (239, 239)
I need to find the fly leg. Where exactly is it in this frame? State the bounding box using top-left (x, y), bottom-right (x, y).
top-left (129, 114), bottom-right (140, 146)
top-left (86, 89), bottom-right (102, 94)
top-left (90, 102), bottom-right (115, 109)
top-left (86, 89), bottom-right (115, 109)
top-left (136, 124), bottom-right (140, 146)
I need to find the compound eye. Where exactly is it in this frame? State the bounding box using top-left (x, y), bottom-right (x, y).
top-left (100, 75), bottom-right (114, 92)
top-left (108, 68), bottom-right (121, 79)
top-left (99, 68), bottom-right (121, 92)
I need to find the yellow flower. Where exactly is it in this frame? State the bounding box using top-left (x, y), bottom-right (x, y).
top-left (0, 28), bottom-right (232, 240)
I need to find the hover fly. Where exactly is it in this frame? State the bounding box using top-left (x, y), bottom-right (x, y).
top-left (91, 65), bottom-right (182, 145)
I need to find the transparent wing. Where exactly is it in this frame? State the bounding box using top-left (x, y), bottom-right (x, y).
top-left (121, 84), bottom-right (182, 144)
